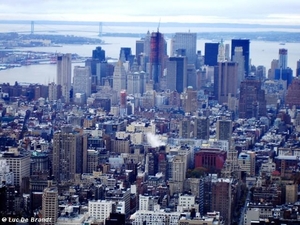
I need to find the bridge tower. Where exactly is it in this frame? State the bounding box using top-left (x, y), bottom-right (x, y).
top-left (31, 21), bottom-right (34, 35)
top-left (98, 22), bottom-right (102, 37)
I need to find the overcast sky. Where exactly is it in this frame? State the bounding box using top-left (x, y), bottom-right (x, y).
top-left (1, 0), bottom-right (300, 25)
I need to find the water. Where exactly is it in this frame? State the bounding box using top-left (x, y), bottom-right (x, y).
top-left (0, 32), bottom-right (299, 84)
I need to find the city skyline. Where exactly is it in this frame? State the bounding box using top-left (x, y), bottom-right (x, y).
top-left (1, 0), bottom-right (300, 26)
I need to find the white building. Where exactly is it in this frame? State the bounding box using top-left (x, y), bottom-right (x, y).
top-left (88, 200), bottom-right (114, 222)
top-left (178, 194), bottom-right (196, 210)
top-left (56, 54), bottom-right (72, 103)
top-left (0, 148), bottom-right (30, 187)
top-left (113, 60), bottom-right (127, 94)
top-left (73, 66), bottom-right (91, 98)
top-left (131, 210), bottom-right (181, 225)
top-left (0, 159), bottom-right (14, 185)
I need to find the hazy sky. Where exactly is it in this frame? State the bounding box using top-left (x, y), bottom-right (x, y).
top-left (1, 0), bottom-right (300, 25)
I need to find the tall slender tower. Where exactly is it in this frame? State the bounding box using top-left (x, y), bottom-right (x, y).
top-left (73, 66), bottom-right (91, 98)
top-left (112, 60), bottom-right (127, 94)
top-left (56, 54), bottom-right (72, 103)
top-left (150, 31), bottom-right (166, 91)
top-left (231, 39), bottom-right (250, 76)
top-left (279, 48), bottom-right (288, 69)
top-left (232, 47), bottom-right (245, 86)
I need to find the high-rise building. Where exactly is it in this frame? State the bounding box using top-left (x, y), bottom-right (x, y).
top-left (150, 31), bottom-right (167, 91)
top-left (225, 43), bottom-right (230, 61)
top-left (127, 58), bottom-right (145, 95)
top-left (179, 117), bottom-right (192, 138)
top-left (48, 82), bottom-right (61, 101)
top-left (171, 32), bottom-right (197, 65)
top-left (239, 78), bottom-right (267, 119)
top-left (194, 117), bottom-right (210, 140)
top-left (73, 66), bottom-right (91, 98)
top-left (216, 120), bottom-right (232, 142)
top-left (231, 39), bottom-right (250, 76)
top-left (52, 130), bottom-right (85, 183)
top-left (214, 62), bottom-right (238, 104)
top-left (186, 64), bottom-right (197, 89)
top-left (217, 39), bottom-right (225, 62)
top-left (56, 54), bottom-right (72, 103)
top-left (268, 59), bottom-right (279, 80)
top-left (286, 77), bottom-right (300, 108)
top-left (183, 87), bottom-right (198, 113)
top-left (204, 43), bottom-right (219, 66)
top-left (136, 39), bottom-right (145, 66)
top-left (232, 47), bottom-right (245, 86)
top-left (211, 178), bottom-right (234, 224)
top-left (275, 67), bottom-right (293, 88)
top-left (42, 182), bottom-right (58, 225)
top-left (88, 200), bottom-right (114, 222)
top-left (92, 46), bottom-right (105, 61)
top-left (1, 148), bottom-right (30, 190)
top-left (296, 60), bottom-right (300, 77)
top-left (166, 56), bottom-right (187, 93)
top-left (279, 48), bottom-right (288, 69)
top-left (112, 60), bottom-right (127, 94)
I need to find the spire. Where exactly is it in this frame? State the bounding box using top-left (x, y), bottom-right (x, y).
top-left (217, 38), bottom-right (226, 63)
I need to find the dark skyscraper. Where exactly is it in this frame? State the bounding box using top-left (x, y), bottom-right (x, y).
top-left (231, 39), bottom-right (250, 76)
top-left (150, 31), bottom-right (166, 91)
top-left (239, 77), bottom-right (266, 119)
top-left (204, 43), bottom-right (219, 66)
top-left (166, 56), bottom-right (187, 93)
top-left (92, 46), bottom-right (105, 61)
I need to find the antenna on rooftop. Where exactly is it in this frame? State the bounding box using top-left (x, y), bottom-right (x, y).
top-left (157, 18), bottom-right (161, 32)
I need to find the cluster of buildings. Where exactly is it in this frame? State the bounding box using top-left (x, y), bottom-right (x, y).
top-left (0, 30), bottom-right (300, 225)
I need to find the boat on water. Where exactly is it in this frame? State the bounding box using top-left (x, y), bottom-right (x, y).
top-left (279, 42), bottom-right (285, 45)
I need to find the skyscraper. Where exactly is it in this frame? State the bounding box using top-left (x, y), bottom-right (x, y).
top-left (73, 66), bottom-right (91, 98)
top-left (239, 78), bottom-right (266, 119)
top-left (52, 130), bottom-right (84, 183)
top-left (214, 62), bottom-right (238, 104)
top-left (150, 31), bottom-right (167, 91)
top-left (112, 60), bottom-right (127, 94)
top-left (42, 182), bottom-right (58, 224)
top-left (216, 120), bottom-right (232, 142)
top-left (166, 56), bottom-right (187, 93)
top-left (296, 60), bottom-right (300, 77)
top-left (204, 43), bottom-right (219, 66)
top-left (56, 53), bottom-right (72, 103)
top-left (232, 46), bottom-right (245, 86)
top-left (194, 117), bottom-right (210, 140)
top-left (217, 39), bottom-right (225, 62)
top-left (231, 39), bottom-right (250, 76)
top-left (279, 48), bottom-right (288, 69)
top-left (171, 32), bottom-right (197, 65)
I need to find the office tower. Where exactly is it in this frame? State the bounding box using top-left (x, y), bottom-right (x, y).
top-left (217, 39), bottom-right (225, 62)
top-left (119, 47), bottom-right (132, 62)
top-left (171, 155), bottom-right (186, 193)
top-left (279, 48), bottom-right (288, 69)
top-left (187, 64), bottom-right (197, 89)
top-left (194, 117), bottom-right (210, 140)
top-left (297, 60), bottom-right (300, 77)
top-left (92, 46), bottom-right (105, 61)
top-left (85, 59), bottom-right (107, 86)
top-left (73, 66), bottom-right (91, 98)
top-left (1, 148), bottom-right (30, 190)
top-left (231, 39), bottom-right (250, 76)
top-left (211, 178), bottom-right (234, 224)
top-left (136, 39), bottom-right (144, 66)
top-left (48, 82), bottom-right (61, 101)
top-left (204, 43), bottom-right (219, 66)
top-left (171, 32), bottom-right (197, 64)
top-left (120, 90), bottom-right (127, 116)
top-left (214, 62), bottom-right (238, 104)
top-left (112, 60), bottom-right (127, 94)
top-left (268, 59), bottom-right (279, 80)
top-left (239, 78), bottom-right (266, 119)
top-left (150, 31), bottom-right (167, 91)
top-left (42, 182), bottom-right (58, 224)
top-left (274, 67), bottom-right (293, 89)
top-left (52, 131), bottom-right (84, 183)
top-left (256, 65), bottom-right (266, 81)
top-left (232, 47), bottom-right (245, 86)
top-left (127, 58), bottom-right (145, 95)
top-left (286, 77), bottom-right (300, 108)
top-left (166, 56), bottom-right (187, 93)
top-left (183, 87), bottom-right (198, 113)
top-left (216, 120), bottom-right (232, 142)
top-left (56, 53), bottom-right (72, 103)
top-left (225, 44), bottom-right (230, 61)
top-left (179, 117), bottom-right (192, 138)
